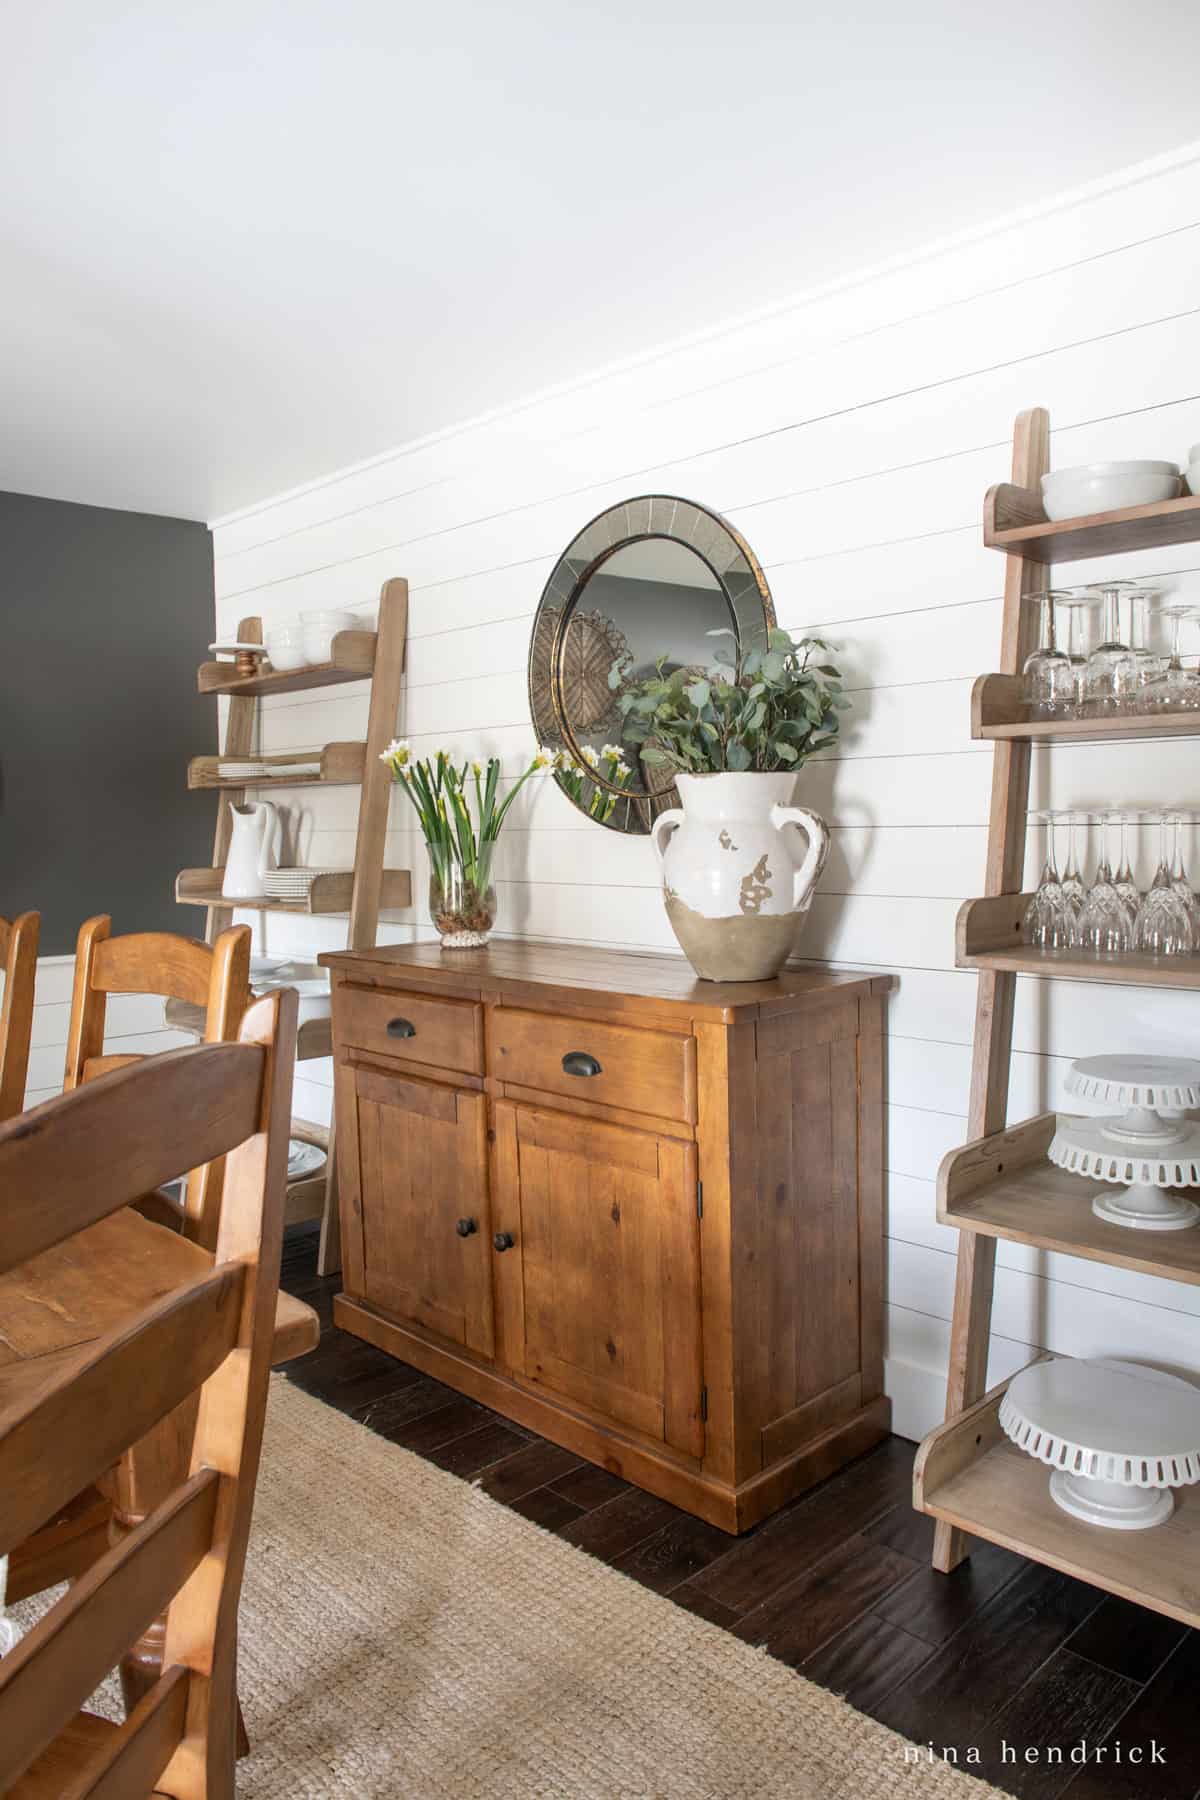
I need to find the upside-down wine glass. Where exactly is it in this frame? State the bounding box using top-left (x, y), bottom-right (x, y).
top-left (1083, 580), bottom-right (1136, 717)
top-left (1144, 603), bottom-right (1200, 713)
top-left (1060, 810), bottom-right (1087, 916)
top-left (1133, 813), bottom-right (1196, 956)
top-left (1076, 811), bottom-right (1132, 954)
top-left (1022, 591), bottom-right (1074, 719)
top-left (1116, 586), bottom-right (1163, 713)
top-left (1058, 590), bottom-right (1100, 712)
top-left (1023, 811), bottom-right (1076, 949)
top-left (1112, 810), bottom-right (1140, 922)
top-left (1168, 811), bottom-right (1199, 933)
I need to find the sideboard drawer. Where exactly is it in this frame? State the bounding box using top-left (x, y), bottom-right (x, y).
top-left (491, 1007), bottom-right (695, 1122)
top-left (337, 984), bottom-right (484, 1076)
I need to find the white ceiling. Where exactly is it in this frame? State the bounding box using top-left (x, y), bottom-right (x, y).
top-left (5, 1), bottom-right (1200, 523)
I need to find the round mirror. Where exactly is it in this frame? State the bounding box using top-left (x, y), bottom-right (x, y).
top-left (528, 496), bottom-right (775, 833)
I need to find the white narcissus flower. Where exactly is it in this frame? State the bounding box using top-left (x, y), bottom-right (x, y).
top-left (601, 743), bottom-right (622, 759)
top-left (530, 749), bottom-right (554, 770)
top-left (471, 759), bottom-right (484, 776)
top-left (615, 760), bottom-right (631, 779)
top-left (380, 738), bottom-right (411, 766)
top-left (581, 744), bottom-right (600, 767)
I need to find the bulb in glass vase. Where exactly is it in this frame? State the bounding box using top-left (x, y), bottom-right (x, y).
top-left (430, 867), bottom-right (496, 948)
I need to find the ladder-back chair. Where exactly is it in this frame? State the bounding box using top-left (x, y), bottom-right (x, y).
top-left (0, 988), bottom-right (297, 1800)
top-left (64, 915), bottom-right (252, 1252)
top-left (0, 912), bottom-right (39, 1122)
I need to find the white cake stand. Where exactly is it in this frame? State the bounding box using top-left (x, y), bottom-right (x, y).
top-left (1000, 1357), bottom-right (1200, 1530)
top-left (1048, 1054), bottom-right (1200, 1231)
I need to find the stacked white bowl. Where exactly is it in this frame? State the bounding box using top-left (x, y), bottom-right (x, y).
top-left (1186, 444), bottom-right (1200, 496)
top-left (264, 621), bottom-right (308, 671)
top-left (1040, 461), bottom-right (1181, 521)
top-left (302, 608), bottom-right (355, 663)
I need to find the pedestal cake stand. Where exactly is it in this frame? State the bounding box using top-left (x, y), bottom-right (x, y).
top-left (1048, 1054), bottom-right (1200, 1231)
top-left (1001, 1357), bottom-right (1200, 1530)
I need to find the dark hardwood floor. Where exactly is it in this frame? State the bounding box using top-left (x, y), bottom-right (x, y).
top-left (281, 1225), bottom-right (1198, 1799)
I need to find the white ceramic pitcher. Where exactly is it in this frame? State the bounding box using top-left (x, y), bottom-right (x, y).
top-left (651, 772), bottom-right (830, 981)
top-left (222, 801), bottom-right (282, 899)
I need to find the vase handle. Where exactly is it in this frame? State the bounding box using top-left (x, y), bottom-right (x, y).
top-left (770, 805), bottom-right (830, 913)
top-left (650, 808), bottom-right (684, 869)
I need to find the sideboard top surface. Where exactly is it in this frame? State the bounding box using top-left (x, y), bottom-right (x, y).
top-left (319, 938), bottom-right (892, 1022)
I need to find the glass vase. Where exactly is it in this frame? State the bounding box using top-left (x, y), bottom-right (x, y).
top-left (429, 865), bottom-right (496, 948)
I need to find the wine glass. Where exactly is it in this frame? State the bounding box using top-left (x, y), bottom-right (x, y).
top-left (1076, 812), bottom-right (1132, 954)
top-left (1116, 586), bottom-right (1163, 713)
top-left (1057, 590), bottom-right (1100, 711)
top-left (1022, 591), bottom-right (1074, 719)
top-left (1023, 811), bottom-right (1076, 949)
top-left (1168, 811), bottom-right (1199, 931)
top-left (1133, 813), bottom-right (1196, 956)
top-left (1143, 603), bottom-right (1200, 712)
top-left (1082, 580), bottom-right (1137, 717)
top-left (1060, 810), bottom-right (1088, 915)
top-left (1112, 810), bottom-right (1141, 922)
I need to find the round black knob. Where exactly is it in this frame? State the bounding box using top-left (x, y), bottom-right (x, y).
top-left (493, 1231), bottom-right (515, 1252)
top-left (455, 1217), bottom-right (477, 1238)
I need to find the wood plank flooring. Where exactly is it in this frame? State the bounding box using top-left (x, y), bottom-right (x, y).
top-left (281, 1225), bottom-right (1199, 1798)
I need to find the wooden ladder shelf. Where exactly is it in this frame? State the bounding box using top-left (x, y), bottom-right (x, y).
top-left (913, 407), bottom-right (1200, 1629)
top-left (185, 577), bottom-right (410, 1273)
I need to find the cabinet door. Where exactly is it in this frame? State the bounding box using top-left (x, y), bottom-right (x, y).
top-left (494, 1102), bottom-right (703, 1457)
top-left (353, 1064), bottom-right (493, 1358)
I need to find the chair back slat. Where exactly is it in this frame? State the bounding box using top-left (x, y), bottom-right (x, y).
top-left (0, 1469), bottom-right (218, 1792)
top-left (0, 1042), bottom-right (263, 1275)
top-left (80, 1051), bottom-right (143, 1082)
top-left (0, 989), bottom-right (296, 1799)
top-left (91, 932), bottom-right (214, 1007)
top-left (0, 1264), bottom-right (244, 1556)
top-left (63, 915), bottom-right (251, 1253)
top-left (0, 911), bottom-right (39, 1122)
top-left (71, 1666), bottom-right (191, 1800)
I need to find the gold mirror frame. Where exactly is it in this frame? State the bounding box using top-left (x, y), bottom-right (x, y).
top-left (528, 495), bottom-right (776, 835)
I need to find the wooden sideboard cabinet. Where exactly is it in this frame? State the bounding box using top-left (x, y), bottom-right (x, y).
top-left (319, 940), bottom-right (893, 1533)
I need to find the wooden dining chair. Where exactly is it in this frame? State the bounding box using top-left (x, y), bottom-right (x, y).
top-left (0, 987), bottom-right (297, 1800)
top-left (0, 911), bottom-right (39, 1122)
top-left (64, 914), bottom-right (252, 1252)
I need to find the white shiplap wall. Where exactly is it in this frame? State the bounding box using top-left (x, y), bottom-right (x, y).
top-left (209, 151), bottom-right (1200, 1441)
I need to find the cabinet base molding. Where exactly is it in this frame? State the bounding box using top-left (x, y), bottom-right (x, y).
top-left (334, 1295), bottom-right (891, 1534)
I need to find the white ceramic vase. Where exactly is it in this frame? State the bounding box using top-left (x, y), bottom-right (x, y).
top-left (651, 772), bottom-right (830, 981)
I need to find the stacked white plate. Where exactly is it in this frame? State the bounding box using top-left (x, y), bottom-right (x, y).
top-left (261, 867), bottom-right (343, 899)
top-left (217, 760), bottom-right (322, 779)
top-left (1186, 443), bottom-right (1200, 496)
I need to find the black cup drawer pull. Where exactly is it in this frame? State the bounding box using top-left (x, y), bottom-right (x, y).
top-left (386, 1017), bottom-right (417, 1039)
top-left (455, 1217), bottom-right (477, 1238)
top-left (562, 1051), bottom-right (602, 1078)
top-left (493, 1231), bottom-right (515, 1252)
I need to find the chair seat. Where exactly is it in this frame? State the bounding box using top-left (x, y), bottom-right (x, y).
top-left (9, 1711), bottom-right (168, 1798)
top-left (0, 1207), bottom-right (318, 1378)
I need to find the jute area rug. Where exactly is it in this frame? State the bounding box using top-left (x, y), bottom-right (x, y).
top-left (22, 1377), bottom-right (1002, 1798)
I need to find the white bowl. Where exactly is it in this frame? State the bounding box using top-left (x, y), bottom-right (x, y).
top-left (1041, 461), bottom-right (1181, 521)
top-left (1187, 464), bottom-right (1200, 497)
top-left (1187, 444), bottom-right (1200, 465)
top-left (265, 622), bottom-right (311, 670)
top-left (301, 608), bottom-right (354, 663)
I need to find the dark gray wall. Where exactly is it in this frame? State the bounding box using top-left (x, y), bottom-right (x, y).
top-left (1, 490), bottom-right (217, 954)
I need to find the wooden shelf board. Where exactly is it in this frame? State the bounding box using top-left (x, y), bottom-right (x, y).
top-left (956, 893), bottom-right (1200, 987)
top-left (921, 1428), bottom-right (1200, 1630)
top-left (198, 630), bottom-right (377, 697)
top-left (971, 674), bottom-right (1200, 743)
top-left (165, 996), bottom-right (333, 1062)
top-left (942, 1145), bottom-right (1200, 1287)
top-left (174, 868), bottom-right (412, 916)
top-left (984, 481), bottom-right (1200, 564)
top-left (958, 945), bottom-right (1200, 989)
top-left (187, 742), bottom-right (365, 791)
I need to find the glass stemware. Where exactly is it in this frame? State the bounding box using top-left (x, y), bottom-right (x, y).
top-left (1133, 813), bottom-right (1196, 956)
top-left (1060, 810), bottom-right (1087, 915)
top-left (1112, 810), bottom-right (1140, 922)
top-left (1076, 811), bottom-right (1133, 954)
top-left (1168, 811), bottom-right (1199, 931)
top-left (1022, 591), bottom-right (1074, 719)
top-left (1115, 586), bottom-right (1163, 712)
top-left (1058, 591), bottom-right (1099, 712)
top-left (1023, 810), bottom-right (1076, 949)
top-left (1082, 580), bottom-right (1136, 717)
top-left (1143, 603), bottom-right (1200, 712)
